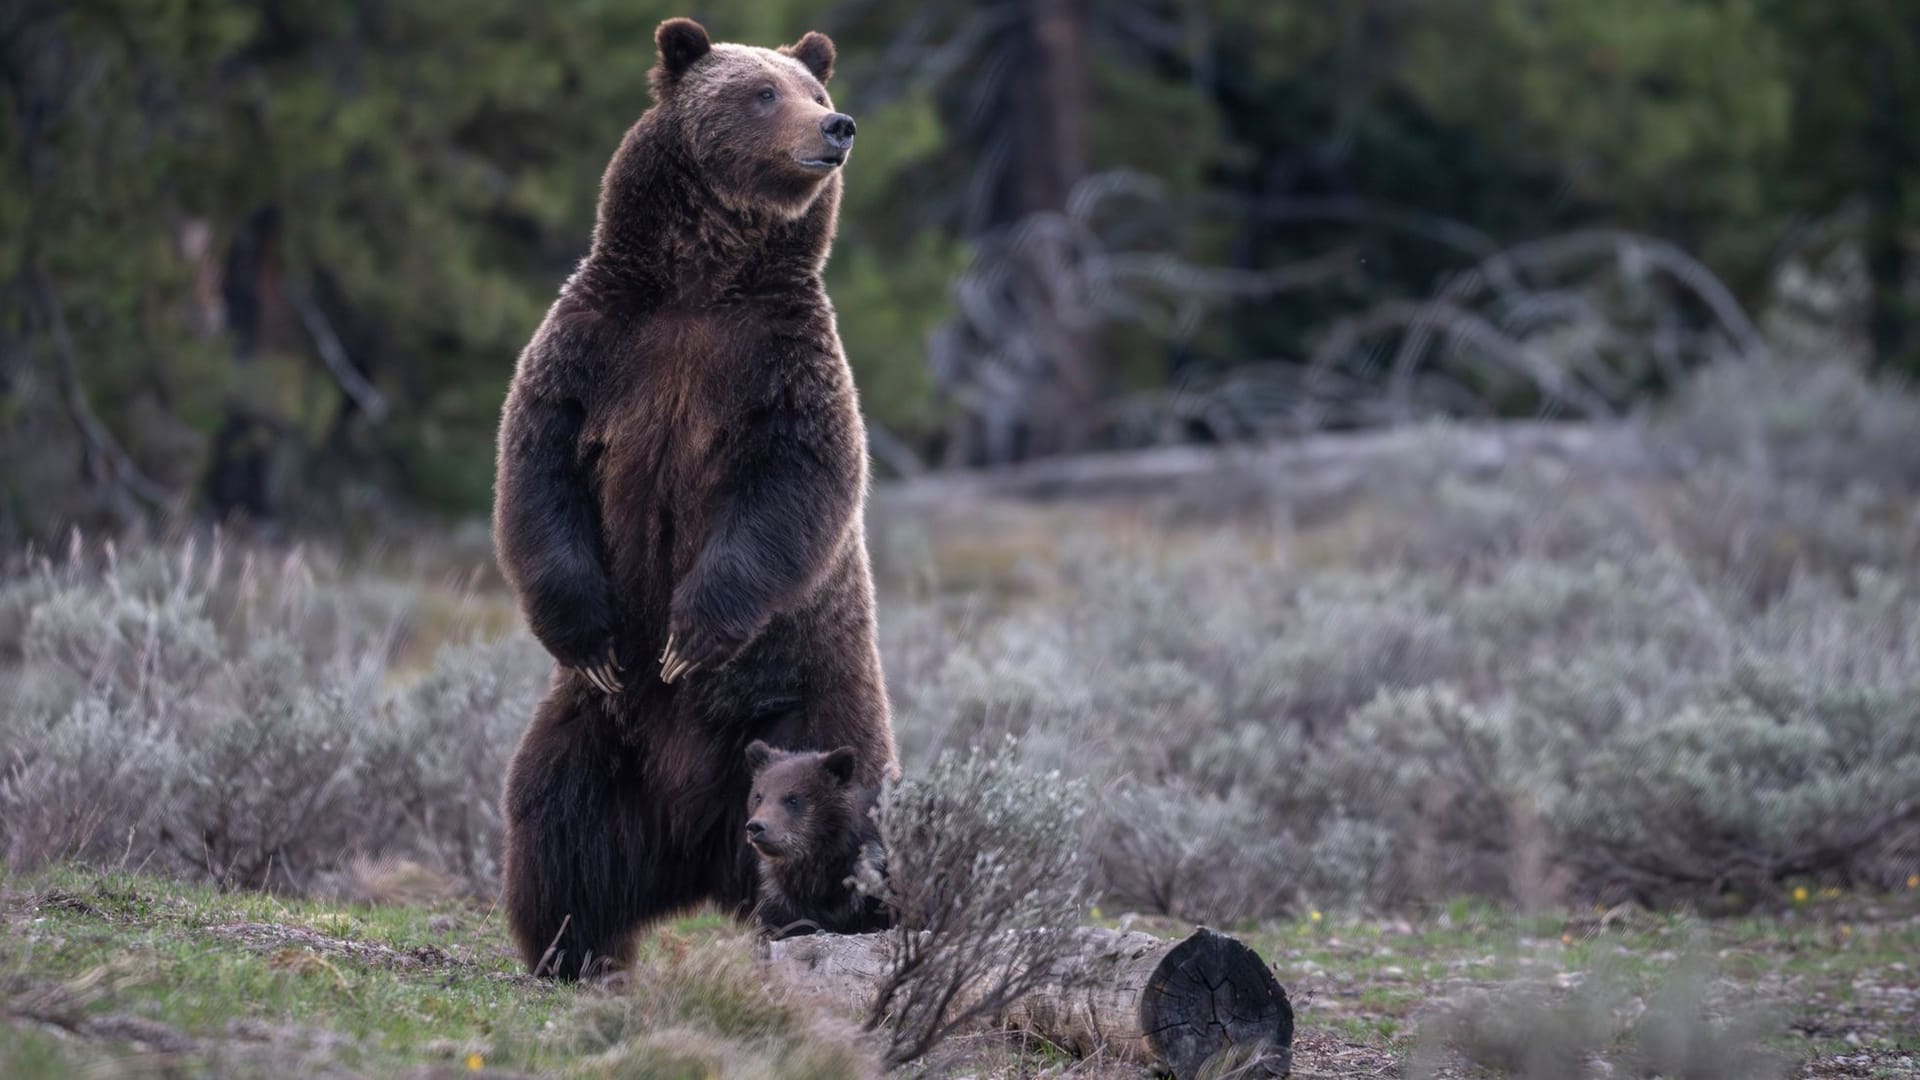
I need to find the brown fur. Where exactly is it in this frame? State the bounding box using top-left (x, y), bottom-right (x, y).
top-left (743, 740), bottom-right (891, 938)
top-left (491, 17), bottom-right (894, 979)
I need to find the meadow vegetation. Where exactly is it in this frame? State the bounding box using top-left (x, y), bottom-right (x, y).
top-left (3, 352), bottom-right (1919, 1074)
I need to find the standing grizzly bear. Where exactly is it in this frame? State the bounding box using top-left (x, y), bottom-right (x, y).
top-left (492, 17), bottom-right (897, 979)
top-left (743, 740), bottom-right (893, 938)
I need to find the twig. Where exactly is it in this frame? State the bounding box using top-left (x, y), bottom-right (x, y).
top-left (287, 285), bottom-right (388, 421)
top-left (867, 419), bottom-right (926, 478)
top-left (532, 914), bottom-right (572, 979)
top-left (1307, 299), bottom-right (1618, 420)
top-left (29, 270), bottom-right (171, 510)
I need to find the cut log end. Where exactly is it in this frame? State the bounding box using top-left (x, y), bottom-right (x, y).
top-left (1142, 929), bottom-right (1293, 1078)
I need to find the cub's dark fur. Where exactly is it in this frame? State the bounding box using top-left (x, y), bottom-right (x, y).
top-left (492, 17), bottom-right (896, 978)
top-left (743, 740), bottom-right (892, 937)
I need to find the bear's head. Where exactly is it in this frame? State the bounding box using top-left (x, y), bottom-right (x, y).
top-left (650, 18), bottom-right (853, 219)
top-left (743, 740), bottom-right (859, 862)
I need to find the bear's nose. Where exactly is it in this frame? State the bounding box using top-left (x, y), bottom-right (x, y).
top-left (745, 820), bottom-right (766, 836)
top-left (820, 113), bottom-right (856, 150)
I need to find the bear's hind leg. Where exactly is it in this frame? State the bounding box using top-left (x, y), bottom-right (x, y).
top-left (501, 696), bottom-right (653, 979)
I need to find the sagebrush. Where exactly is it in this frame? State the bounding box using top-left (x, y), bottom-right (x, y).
top-left (2, 356), bottom-right (1918, 926)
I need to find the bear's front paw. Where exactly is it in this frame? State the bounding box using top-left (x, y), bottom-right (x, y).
top-left (658, 613), bottom-right (750, 684)
top-left (524, 563), bottom-right (617, 673)
top-left (572, 642), bottom-right (625, 696)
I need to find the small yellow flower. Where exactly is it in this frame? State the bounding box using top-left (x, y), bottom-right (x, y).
top-left (1559, 933), bottom-right (1572, 945)
top-left (1309, 910), bottom-right (1323, 923)
top-left (1792, 886), bottom-right (1809, 904)
top-left (1840, 924), bottom-right (1853, 938)
top-left (467, 1053), bottom-right (484, 1072)
top-left (1908, 874), bottom-right (1918, 890)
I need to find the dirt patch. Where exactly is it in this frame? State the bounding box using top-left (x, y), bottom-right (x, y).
top-left (1286, 1027), bottom-right (1406, 1077)
top-left (203, 921), bottom-right (544, 988)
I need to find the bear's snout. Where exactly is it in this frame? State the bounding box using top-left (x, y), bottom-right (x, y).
top-left (819, 113), bottom-right (856, 152)
top-left (746, 819), bottom-right (787, 858)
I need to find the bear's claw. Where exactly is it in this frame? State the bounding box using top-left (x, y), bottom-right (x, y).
top-left (580, 645), bottom-right (624, 695)
top-left (659, 633), bottom-right (701, 684)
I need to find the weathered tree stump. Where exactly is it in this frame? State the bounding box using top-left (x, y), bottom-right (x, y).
top-left (766, 926), bottom-right (1293, 1077)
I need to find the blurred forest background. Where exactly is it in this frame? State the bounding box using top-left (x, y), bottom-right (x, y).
top-left (2, 0), bottom-right (1917, 541)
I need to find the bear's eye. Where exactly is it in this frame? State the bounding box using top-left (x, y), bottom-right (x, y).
top-left (751, 794), bottom-right (761, 807)
top-left (757, 87), bottom-right (776, 102)
top-left (813, 93), bottom-right (826, 106)
top-left (782, 795), bottom-right (801, 810)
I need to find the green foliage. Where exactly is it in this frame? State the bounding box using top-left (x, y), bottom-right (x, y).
top-left (818, 91), bottom-right (967, 434)
top-left (1403, 1), bottom-right (1790, 231)
top-left (5, 1), bottom-right (1917, 528)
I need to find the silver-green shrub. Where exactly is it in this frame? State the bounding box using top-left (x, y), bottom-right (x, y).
top-left (858, 739), bottom-right (1091, 1066)
top-left (5, 353), bottom-right (1918, 924)
top-left (871, 357), bottom-right (1920, 920)
top-left (0, 537), bottom-right (548, 895)
top-left (1557, 684), bottom-right (1920, 896)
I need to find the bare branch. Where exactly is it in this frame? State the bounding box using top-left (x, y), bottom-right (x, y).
top-left (29, 270), bottom-right (172, 512)
top-left (287, 285), bottom-right (388, 422)
top-left (1308, 299), bottom-right (1619, 421)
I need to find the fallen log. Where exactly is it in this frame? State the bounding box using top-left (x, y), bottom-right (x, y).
top-left (766, 926), bottom-right (1293, 1078)
top-left (879, 420), bottom-right (1667, 508)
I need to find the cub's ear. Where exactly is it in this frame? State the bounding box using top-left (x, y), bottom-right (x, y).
top-left (784, 31), bottom-right (835, 85)
top-left (653, 18), bottom-right (712, 90)
top-left (821, 747), bottom-right (857, 786)
top-left (745, 740), bottom-right (777, 773)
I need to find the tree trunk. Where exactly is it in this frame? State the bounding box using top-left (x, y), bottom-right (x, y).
top-left (1865, 214), bottom-right (1912, 371)
top-left (1004, 0), bottom-right (1087, 224)
top-left (766, 927), bottom-right (1293, 1078)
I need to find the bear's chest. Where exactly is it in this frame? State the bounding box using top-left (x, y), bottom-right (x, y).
top-left (593, 312), bottom-right (753, 467)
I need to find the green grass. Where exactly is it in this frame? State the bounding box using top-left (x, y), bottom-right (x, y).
top-left (6, 864), bottom-right (1920, 1077)
top-left (2, 863), bottom-right (569, 1075)
top-left (1, 863), bottom-right (883, 1078)
top-left (1238, 895), bottom-right (1920, 1074)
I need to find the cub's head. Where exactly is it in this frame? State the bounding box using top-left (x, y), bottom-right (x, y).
top-left (650, 18), bottom-right (853, 218)
top-left (743, 740), bottom-right (858, 862)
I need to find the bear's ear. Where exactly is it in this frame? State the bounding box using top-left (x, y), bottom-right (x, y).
top-left (745, 740), bottom-right (776, 773)
top-left (653, 18), bottom-right (712, 88)
top-left (784, 31), bottom-right (835, 85)
top-left (821, 747), bottom-right (857, 786)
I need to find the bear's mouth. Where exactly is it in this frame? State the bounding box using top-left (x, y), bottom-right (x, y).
top-left (748, 833), bottom-right (789, 859)
top-left (794, 153), bottom-right (845, 172)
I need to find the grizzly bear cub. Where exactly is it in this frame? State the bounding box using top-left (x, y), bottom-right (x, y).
top-left (743, 740), bottom-right (892, 937)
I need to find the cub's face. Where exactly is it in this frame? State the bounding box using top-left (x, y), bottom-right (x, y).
top-left (743, 741), bottom-right (857, 861)
top-left (651, 19), bottom-right (853, 218)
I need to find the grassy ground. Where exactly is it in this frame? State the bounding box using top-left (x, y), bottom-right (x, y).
top-left (1242, 893), bottom-right (1920, 1077)
top-left (5, 865), bottom-right (1917, 1077)
top-left (2, 864), bottom-right (564, 1076)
